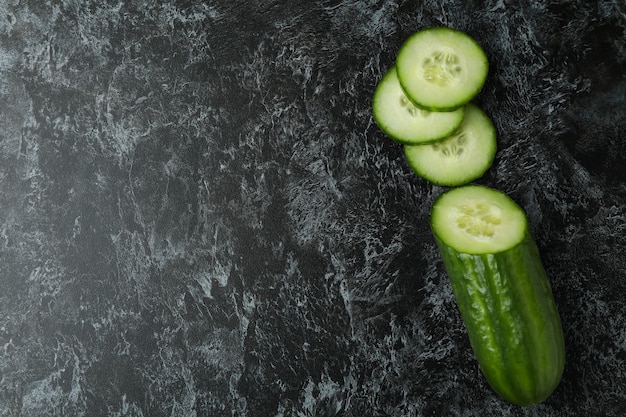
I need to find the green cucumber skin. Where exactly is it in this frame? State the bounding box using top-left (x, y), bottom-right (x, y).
top-left (434, 232), bottom-right (565, 406)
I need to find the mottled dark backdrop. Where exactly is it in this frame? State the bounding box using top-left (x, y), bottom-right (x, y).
top-left (0, 0), bottom-right (625, 416)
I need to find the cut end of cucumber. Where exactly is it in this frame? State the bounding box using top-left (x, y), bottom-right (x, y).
top-left (431, 185), bottom-right (528, 254)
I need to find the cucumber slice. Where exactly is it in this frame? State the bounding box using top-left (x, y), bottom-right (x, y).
top-left (431, 185), bottom-right (565, 406)
top-left (372, 66), bottom-right (466, 144)
top-left (396, 27), bottom-right (489, 111)
top-left (404, 103), bottom-right (496, 186)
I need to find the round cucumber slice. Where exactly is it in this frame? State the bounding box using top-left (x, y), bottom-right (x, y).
top-left (430, 185), bottom-right (528, 254)
top-left (372, 66), bottom-right (466, 144)
top-left (396, 27), bottom-right (489, 111)
top-left (403, 103), bottom-right (496, 186)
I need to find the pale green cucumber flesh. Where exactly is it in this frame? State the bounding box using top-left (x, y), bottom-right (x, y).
top-left (431, 185), bottom-right (565, 406)
top-left (430, 185), bottom-right (527, 254)
top-left (396, 27), bottom-right (489, 111)
top-left (404, 103), bottom-right (496, 187)
top-left (372, 66), bottom-right (465, 145)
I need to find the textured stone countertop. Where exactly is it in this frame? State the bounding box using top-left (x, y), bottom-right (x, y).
top-left (1, 1), bottom-right (625, 416)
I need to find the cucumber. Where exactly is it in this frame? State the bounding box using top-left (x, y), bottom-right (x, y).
top-left (404, 103), bottom-right (496, 186)
top-left (430, 185), bottom-right (565, 406)
top-left (396, 27), bottom-right (489, 111)
top-left (372, 66), bottom-right (466, 145)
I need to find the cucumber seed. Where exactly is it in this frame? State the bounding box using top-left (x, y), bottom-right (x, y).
top-left (422, 50), bottom-right (462, 87)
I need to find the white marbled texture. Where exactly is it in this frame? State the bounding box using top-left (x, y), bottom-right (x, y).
top-left (0, 0), bottom-right (625, 416)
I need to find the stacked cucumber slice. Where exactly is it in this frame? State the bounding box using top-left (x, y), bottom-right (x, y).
top-left (373, 27), bottom-right (494, 186)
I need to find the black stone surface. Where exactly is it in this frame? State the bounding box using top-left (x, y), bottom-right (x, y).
top-left (1, 1), bottom-right (625, 416)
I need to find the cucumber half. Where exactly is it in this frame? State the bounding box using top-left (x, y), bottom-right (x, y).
top-left (404, 103), bottom-right (496, 187)
top-left (396, 27), bottom-right (489, 111)
top-left (372, 66), bottom-right (466, 145)
top-left (431, 185), bottom-right (565, 406)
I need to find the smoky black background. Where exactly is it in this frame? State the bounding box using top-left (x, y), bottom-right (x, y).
top-left (1, 1), bottom-right (625, 416)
